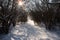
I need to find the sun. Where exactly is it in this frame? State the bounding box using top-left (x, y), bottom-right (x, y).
top-left (17, 0), bottom-right (25, 10)
top-left (18, 1), bottom-right (23, 6)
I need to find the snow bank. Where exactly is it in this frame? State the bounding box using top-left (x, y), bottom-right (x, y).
top-left (0, 18), bottom-right (60, 40)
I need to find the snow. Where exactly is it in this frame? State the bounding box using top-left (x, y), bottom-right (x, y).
top-left (0, 17), bottom-right (60, 40)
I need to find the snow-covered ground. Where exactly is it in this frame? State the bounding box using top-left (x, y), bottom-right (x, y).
top-left (0, 17), bottom-right (60, 40)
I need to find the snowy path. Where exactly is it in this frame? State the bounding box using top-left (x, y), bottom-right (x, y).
top-left (0, 18), bottom-right (60, 40)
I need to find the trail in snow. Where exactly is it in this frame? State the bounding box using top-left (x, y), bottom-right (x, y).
top-left (0, 17), bottom-right (60, 40)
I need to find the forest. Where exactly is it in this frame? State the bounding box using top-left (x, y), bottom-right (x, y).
top-left (0, 0), bottom-right (60, 36)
